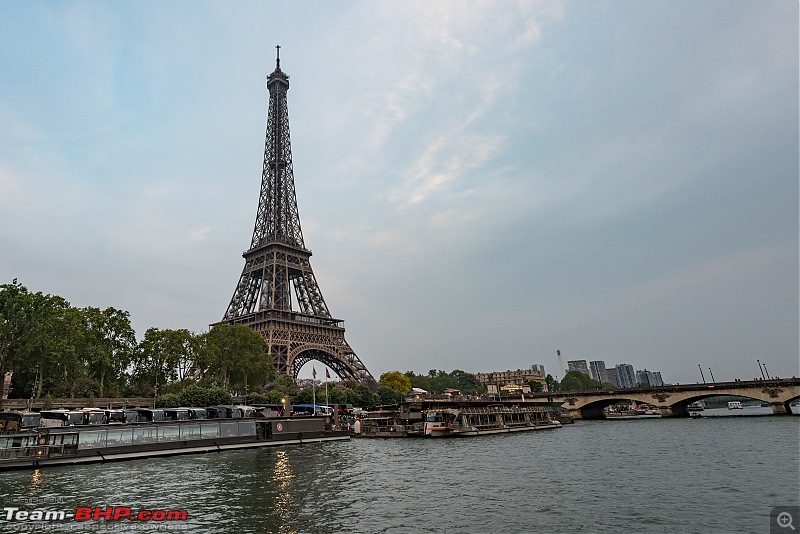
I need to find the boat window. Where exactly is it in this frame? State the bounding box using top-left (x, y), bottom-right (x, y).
top-left (238, 421), bottom-right (256, 436)
top-left (106, 411), bottom-right (125, 423)
top-left (132, 427), bottom-right (158, 444)
top-left (106, 428), bottom-right (134, 446)
top-left (22, 414), bottom-right (42, 427)
top-left (0, 438), bottom-right (10, 449)
top-left (78, 430), bottom-right (107, 449)
top-left (220, 422), bottom-right (238, 437)
top-left (179, 424), bottom-right (201, 440)
top-left (200, 423), bottom-right (220, 438)
top-left (68, 413), bottom-right (84, 425)
top-left (158, 426), bottom-right (180, 442)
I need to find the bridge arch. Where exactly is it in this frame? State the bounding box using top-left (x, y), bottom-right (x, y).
top-left (287, 345), bottom-right (361, 383)
top-left (548, 380), bottom-right (800, 419)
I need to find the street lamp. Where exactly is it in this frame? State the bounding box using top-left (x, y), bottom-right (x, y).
top-left (756, 359), bottom-right (767, 380)
top-left (708, 367), bottom-right (716, 383)
top-left (763, 363), bottom-right (772, 380)
top-left (698, 365), bottom-right (706, 383)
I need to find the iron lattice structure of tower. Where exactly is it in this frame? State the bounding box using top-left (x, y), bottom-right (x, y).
top-left (222, 49), bottom-right (374, 384)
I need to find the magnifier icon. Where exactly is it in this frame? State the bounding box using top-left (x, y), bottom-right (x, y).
top-left (778, 511), bottom-right (796, 531)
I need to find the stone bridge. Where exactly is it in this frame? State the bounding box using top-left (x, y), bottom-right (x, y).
top-left (530, 378), bottom-right (800, 419)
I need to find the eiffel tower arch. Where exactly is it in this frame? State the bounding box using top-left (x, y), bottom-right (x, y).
top-left (220, 47), bottom-right (374, 384)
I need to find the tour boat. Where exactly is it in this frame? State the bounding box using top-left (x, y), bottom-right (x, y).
top-left (0, 411), bottom-right (348, 471)
top-left (727, 401), bottom-right (744, 410)
top-left (423, 405), bottom-right (561, 437)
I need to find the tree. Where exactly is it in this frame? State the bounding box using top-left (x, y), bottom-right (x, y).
top-left (0, 280), bottom-right (35, 407)
top-left (201, 324), bottom-right (273, 393)
top-left (379, 371), bottom-right (411, 393)
top-left (545, 374), bottom-right (559, 392)
top-left (83, 306), bottom-right (136, 397)
top-left (12, 291), bottom-right (69, 399)
top-left (527, 380), bottom-right (544, 392)
top-left (449, 369), bottom-right (484, 395)
top-left (51, 305), bottom-right (91, 398)
top-left (178, 384), bottom-right (232, 407)
top-left (346, 385), bottom-right (379, 410)
top-left (559, 370), bottom-right (604, 391)
top-left (405, 371), bottom-right (432, 392)
top-left (133, 328), bottom-right (183, 396)
top-left (377, 386), bottom-right (404, 406)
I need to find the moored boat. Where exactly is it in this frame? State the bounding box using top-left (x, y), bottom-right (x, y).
top-left (0, 415), bottom-right (348, 471)
top-left (423, 405), bottom-right (561, 437)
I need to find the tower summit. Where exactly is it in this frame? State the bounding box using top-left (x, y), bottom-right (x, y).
top-left (222, 48), bottom-right (373, 383)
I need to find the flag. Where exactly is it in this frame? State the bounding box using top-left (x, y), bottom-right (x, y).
top-left (325, 368), bottom-right (330, 379)
top-left (312, 367), bottom-right (317, 379)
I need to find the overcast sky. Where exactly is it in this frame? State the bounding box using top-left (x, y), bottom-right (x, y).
top-left (1, 1), bottom-right (797, 385)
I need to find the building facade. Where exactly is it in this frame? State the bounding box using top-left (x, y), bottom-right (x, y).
top-left (589, 361), bottom-right (608, 383)
top-left (476, 368), bottom-right (547, 392)
top-left (605, 368), bottom-right (618, 387)
top-left (615, 364), bottom-right (637, 388)
top-left (636, 370), bottom-right (664, 387)
top-left (567, 360), bottom-right (590, 376)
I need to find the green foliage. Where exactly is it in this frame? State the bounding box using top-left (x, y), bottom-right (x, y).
top-left (347, 385), bottom-right (379, 410)
top-left (527, 380), bottom-right (544, 392)
top-left (200, 324), bottom-right (274, 394)
top-left (0, 280), bottom-right (284, 402)
top-left (247, 391), bottom-right (285, 405)
top-left (545, 374), bottom-right (559, 392)
top-left (156, 393), bottom-right (181, 408)
top-left (177, 384), bottom-right (232, 407)
top-left (404, 369), bottom-right (484, 395)
top-left (42, 393), bottom-right (53, 410)
top-left (376, 386), bottom-right (404, 406)
top-left (559, 370), bottom-right (604, 391)
top-left (379, 371), bottom-right (411, 393)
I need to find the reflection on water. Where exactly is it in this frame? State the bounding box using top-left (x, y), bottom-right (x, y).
top-left (272, 449), bottom-right (298, 534)
top-left (28, 469), bottom-right (43, 495)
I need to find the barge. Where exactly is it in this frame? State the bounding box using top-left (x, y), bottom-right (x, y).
top-left (0, 413), bottom-right (348, 470)
top-left (422, 405), bottom-right (561, 437)
top-left (354, 397), bottom-right (563, 438)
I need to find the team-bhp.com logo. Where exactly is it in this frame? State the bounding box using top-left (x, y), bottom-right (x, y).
top-left (4, 506), bottom-right (188, 522)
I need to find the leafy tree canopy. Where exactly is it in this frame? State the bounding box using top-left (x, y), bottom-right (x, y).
top-left (379, 371), bottom-right (411, 393)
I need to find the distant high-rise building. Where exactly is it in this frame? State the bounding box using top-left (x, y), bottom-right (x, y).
top-left (532, 364), bottom-right (546, 376)
top-left (605, 368), bottom-right (618, 387)
top-left (636, 370), bottom-right (651, 386)
top-left (615, 364), bottom-right (636, 388)
top-left (589, 361), bottom-right (608, 383)
top-left (637, 369), bottom-right (664, 387)
top-left (568, 360), bottom-right (590, 376)
top-left (650, 371), bottom-right (664, 387)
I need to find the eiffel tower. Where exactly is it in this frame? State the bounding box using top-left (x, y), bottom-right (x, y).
top-left (221, 47), bottom-right (374, 384)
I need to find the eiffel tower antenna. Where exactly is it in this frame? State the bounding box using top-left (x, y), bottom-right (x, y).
top-left (221, 48), bottom-right (374, 384)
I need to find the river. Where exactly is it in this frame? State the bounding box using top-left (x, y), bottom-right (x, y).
top-left (0, 407), bottom-right (797, 533)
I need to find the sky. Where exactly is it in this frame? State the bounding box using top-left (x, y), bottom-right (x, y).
top-left (0, 1), bottom-right (797, 385)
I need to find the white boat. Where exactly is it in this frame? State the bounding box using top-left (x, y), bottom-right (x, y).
top-left (727, 401), bottom-right (743, 410)
top-left (687, 402), bottom-right (705, 412)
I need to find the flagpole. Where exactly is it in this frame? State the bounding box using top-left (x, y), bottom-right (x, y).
top-left (312, 366), bottom-right (316, 414)
top-left (325, 369), bottom-right (329, 410)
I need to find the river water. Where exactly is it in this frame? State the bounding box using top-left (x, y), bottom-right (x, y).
top-left (0, 407), bottom-right (797, 533)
